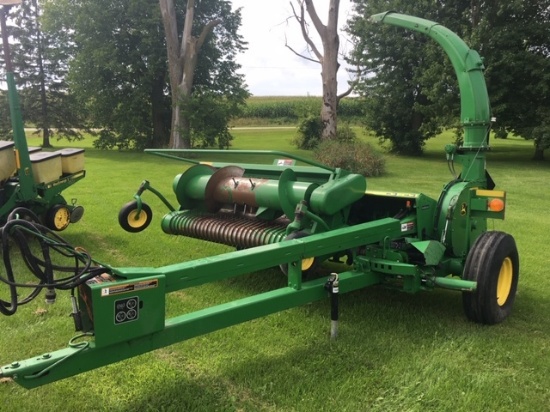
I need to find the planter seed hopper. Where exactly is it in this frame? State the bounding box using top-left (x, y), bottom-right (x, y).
top-left (0, 13), bottom-right (519, 389)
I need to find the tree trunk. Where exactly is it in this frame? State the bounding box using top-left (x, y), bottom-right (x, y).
top-left (175, 38), bottom-right (198, 149)
top-left (32, 0), bottom-right (51, 148)
top-left (299, 0), bottom-right (340, 141)
top-left (320, 63), bottom-right (338, 140)
top-left (151, 72), bottom-right (168, 148)
top-left (319, 11), bottom-right (339, 140)
top-left (159, 0), bottom-right (220, 149)
top-left (532, 127), bottom-right (548, 160)
top-left (533, 145), bottom-right (545, 160)
top-left (471, 0), bottom-right (481, 28)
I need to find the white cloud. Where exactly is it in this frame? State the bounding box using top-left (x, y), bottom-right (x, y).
top-left (231, 0), bottom-right (354, 96)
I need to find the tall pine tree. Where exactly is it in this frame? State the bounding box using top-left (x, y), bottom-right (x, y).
top-left (0, 0), bottom-right (88, 146)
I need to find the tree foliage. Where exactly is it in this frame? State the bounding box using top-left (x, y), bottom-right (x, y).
top-left (348, 0), bottom-right (550, 158)
top-left (471, 1), bottom-right (550, 159)
top-left (44, 0), bottom-right (170, 150)
top-left (0, 0), bottom-right (88, 146)
top-left (180, 87), bottom-right (248, 148)
top-left (348, 0), bottom-right (469, 155)
top-left (43, 0), bottom-right (247, 150)
top-left (160, 0), bottom-right (248, 149)
top-left (293, 114), bottom-right (323, 149)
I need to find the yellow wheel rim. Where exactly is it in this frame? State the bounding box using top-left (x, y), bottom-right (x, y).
top-left (128, 210), bottom-right (148, 229)
top-left (497, 257), bottom-right (513, 306)
top-left (301, 257), bottom-right (315, 271)
top-left (53, 207), bottom-right (70, 230)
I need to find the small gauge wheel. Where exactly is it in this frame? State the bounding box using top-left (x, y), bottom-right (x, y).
top-left (279, 231), bottom-right (319, 276)
top-left (46, 204), bottom-right (71, 231)
top-left (118, 201), bottom-right (153, 233)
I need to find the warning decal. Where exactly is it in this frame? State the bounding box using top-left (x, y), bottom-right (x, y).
top-left (101, 279), bottom-right (158, 297)
top-left (114, 296), bottom-right (139, 325)
top-left (401, 222), bottom-right (415, 232)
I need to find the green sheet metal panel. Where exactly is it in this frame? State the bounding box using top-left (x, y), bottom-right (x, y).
top-left (410, 240), bottom-right (446, 266)
top-left (79, 274), bottom-right (166, 348)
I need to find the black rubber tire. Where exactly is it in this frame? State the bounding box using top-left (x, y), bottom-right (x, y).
top-left (462, 231), bottom-right (519, 324)
top-left (70, 205), bottom-right (85, 223)
top-left (45, 204), bottom-right (71, 231)
top-left (118, 201), bottom-right (153, 233)
top-left (279, 231), bottom-right (318, 276)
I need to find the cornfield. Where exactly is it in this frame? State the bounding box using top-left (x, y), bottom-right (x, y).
top-left (241, 96), bottom-right (364, 122)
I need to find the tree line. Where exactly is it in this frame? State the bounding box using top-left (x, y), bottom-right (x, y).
top-left (348, 0), bottom-right (550, 159)
top-left (0, 1), bottom-right (548, 159)
top-left (0, 0), bottom-right (247, 150)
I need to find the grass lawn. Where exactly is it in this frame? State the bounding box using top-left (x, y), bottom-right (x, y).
top-left (1, 128), bottom-right (549, 411)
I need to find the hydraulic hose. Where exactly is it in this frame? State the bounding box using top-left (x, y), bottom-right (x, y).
top-left (0, 208), bottom-right (105, 316)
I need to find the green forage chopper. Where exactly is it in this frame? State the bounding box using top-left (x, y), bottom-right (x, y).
top-left (1, 13), bottom-right (518, 389)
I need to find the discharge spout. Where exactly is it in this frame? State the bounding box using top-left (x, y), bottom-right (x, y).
top-left (371, 12), bottom-right (491, 151)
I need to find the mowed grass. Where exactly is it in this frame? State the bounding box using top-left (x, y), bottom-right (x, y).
top-left (1, 128), bottom-right (549, 411)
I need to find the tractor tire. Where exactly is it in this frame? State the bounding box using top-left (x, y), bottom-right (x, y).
top-left (118, 201), bottom-right (152, 233)
top-left (462, 231), bottom-right (519, 324)
top-left (279, 231), bottom-right (318, 276)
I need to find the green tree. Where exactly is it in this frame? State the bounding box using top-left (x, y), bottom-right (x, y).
top-left (470, 1), bottom-right (550, 160)
top-left (348, 0), bottom-right (469, 155)
top-left (0, 0), bottom-right (88, 146)
top-left (44, 0), bottom-right (170, 149)
top-left (349, 1), bottom-right (550, 158)
top-left (44, 0), bottom-right (247, 150)
top-left (160, 0), bottom-right (248, 149)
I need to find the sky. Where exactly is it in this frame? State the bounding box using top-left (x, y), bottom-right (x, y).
top-left (230, 0), bottom-right (355, 96)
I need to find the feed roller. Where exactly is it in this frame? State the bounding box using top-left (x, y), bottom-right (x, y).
top-left (162, 210), bottom-right (289, 249)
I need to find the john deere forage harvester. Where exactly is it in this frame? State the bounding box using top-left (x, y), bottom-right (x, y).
top-left (0, 13), bottom-right (518, 389)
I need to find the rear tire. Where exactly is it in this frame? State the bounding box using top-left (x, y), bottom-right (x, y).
top-left (118, 201), bottom-right (152, 233)
top-left (462, 231), bottom-right (519, 324)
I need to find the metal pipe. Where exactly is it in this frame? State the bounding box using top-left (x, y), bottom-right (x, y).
top-left (433, 276), bottom-right (476, 292)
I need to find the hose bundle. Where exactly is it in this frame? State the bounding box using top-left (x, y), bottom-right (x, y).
top-left (0, 208), bottom-right (105, 316)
